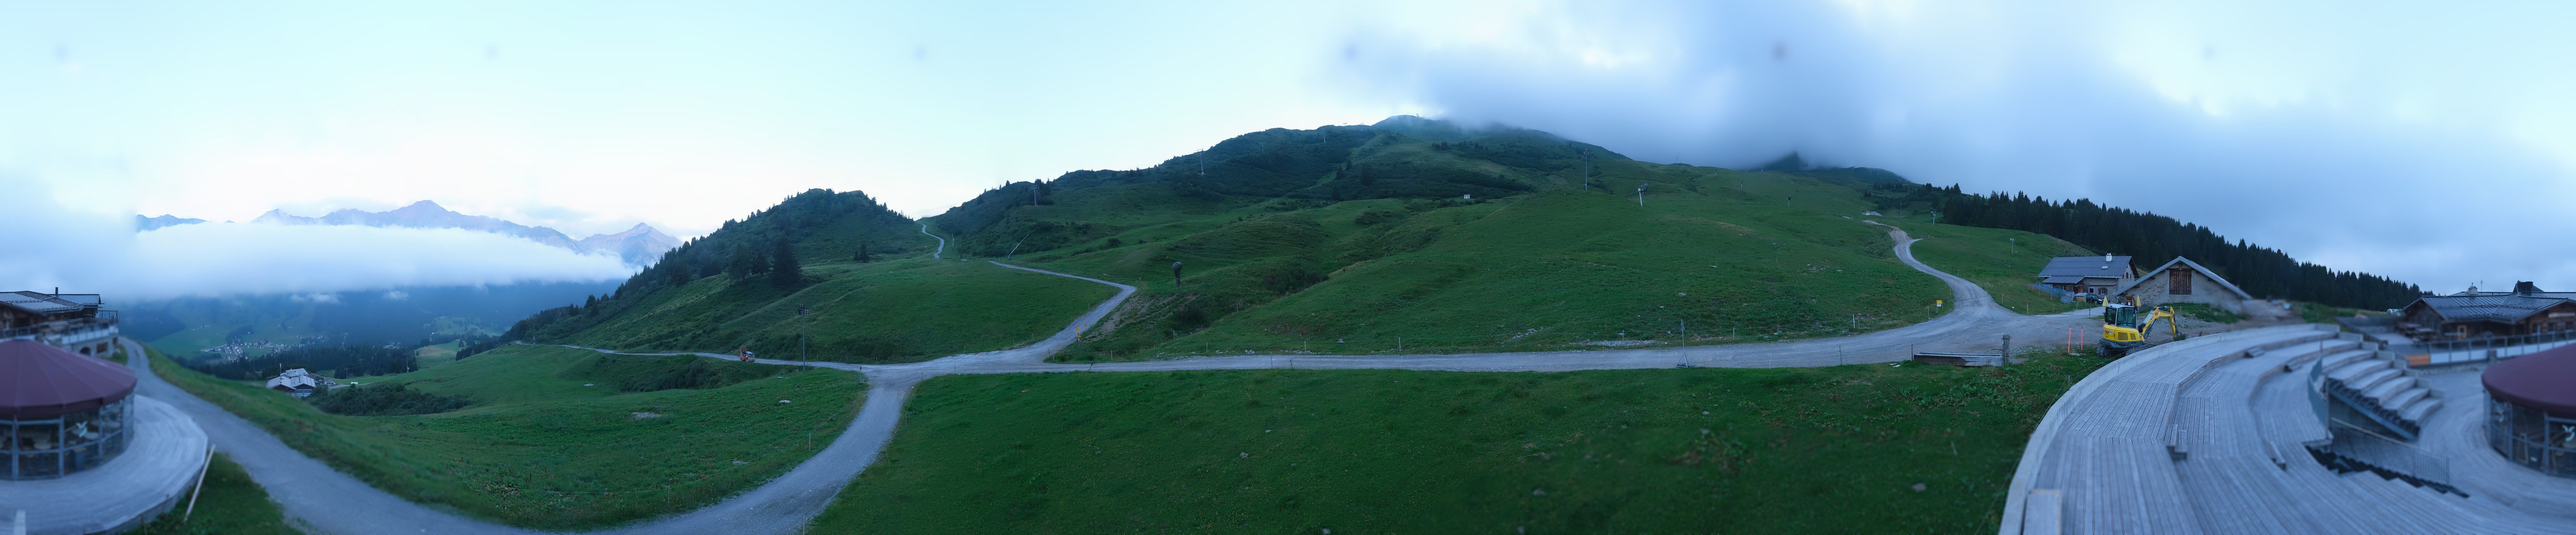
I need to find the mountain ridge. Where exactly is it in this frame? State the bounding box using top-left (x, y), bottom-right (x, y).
top-left (234, 200), bottom-right (680, 266)
top-left (135, 214), bottom-right (206, 231)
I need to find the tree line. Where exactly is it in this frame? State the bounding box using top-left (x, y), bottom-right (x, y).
top-left (1928, 185), bottom-right (2423, 309)
top-left (185, 344), bottom-right (420, 381)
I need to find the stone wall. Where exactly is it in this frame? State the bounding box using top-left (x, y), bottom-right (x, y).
top-left (2119, 268), bottom-right (2247, 313)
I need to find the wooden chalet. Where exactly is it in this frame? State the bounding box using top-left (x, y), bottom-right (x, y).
top-left (2037, 254), bottom-right (2136, 299)
top-left (2396, 282), bottom-right (2576, 341)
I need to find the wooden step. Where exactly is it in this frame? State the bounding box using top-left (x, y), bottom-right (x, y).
top-left (2317, 349), bottom-right (2376, 370)
top-left (2347, 368), bottom-right (2404, 395)
top-left (2399, 397), bottom-right (2444, 423)
top-left (2361, 374), bottom-right (2415, 402)
top-left (2383, 387), bottom-right (2431, 411)
top-left (2326, 358), bottom-right (2388, 383)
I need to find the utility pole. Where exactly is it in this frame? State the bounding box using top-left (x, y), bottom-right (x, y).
top-left (797, 304), bottom-right (810, 370)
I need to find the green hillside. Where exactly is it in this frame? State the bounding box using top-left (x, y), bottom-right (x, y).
top-left (149, 345), bottom-right (863, 529)
top-left (522, 117), bottom-right (2082, 363)
top-left (917, 117), bottom-right (1980, 360)
top-left (1885, 220), bottom-right (2099, 315)
top-left (554, 258), bottom-right (1115, 363)
top-left (484, 189), bottom-right (1115, 363)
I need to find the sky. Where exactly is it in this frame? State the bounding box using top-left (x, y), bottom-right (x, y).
top-left (4, 0), bottom-right (2574, 298)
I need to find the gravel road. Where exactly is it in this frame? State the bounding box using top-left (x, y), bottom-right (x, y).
top-left (129, 223), bottom-right (2091, 534)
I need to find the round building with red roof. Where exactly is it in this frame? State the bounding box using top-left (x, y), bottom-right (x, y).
top-left (2484, 343), bottom-right (2576, 476)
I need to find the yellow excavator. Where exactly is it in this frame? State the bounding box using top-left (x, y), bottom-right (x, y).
top-left (2099, 297), bottom-right (2179, 357)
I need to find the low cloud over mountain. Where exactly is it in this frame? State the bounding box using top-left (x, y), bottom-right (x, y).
top-left (0, 179), bottom-right (633, 300)
top-left (245, 200), bottom-right (680, 266)
top-left (1341, 0), bottom-right (2576, 290)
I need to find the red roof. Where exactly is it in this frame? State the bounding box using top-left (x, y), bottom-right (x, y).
top-left (0, 339), bottom-right (137, 419)
top-left (2485, 343), bottom-right (2576, 415)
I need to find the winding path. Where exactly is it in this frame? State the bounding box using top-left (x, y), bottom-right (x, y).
top-left (919, 223), bottom-right (945, 259)
top-left (127, 224), bottom-right (2091, 534)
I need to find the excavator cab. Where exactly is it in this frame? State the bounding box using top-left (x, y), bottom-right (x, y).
top-left (2098, 300), bottom-right (2178, 357)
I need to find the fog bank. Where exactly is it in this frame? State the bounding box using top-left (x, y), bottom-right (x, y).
top-left (0, 179), bottom-right (633, 301)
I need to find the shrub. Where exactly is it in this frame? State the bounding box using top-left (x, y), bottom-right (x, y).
top-left (1352, 210), bottom-right (1404, 226)
top-left (566, 354), bottom-right (774, 393)
top-left (307, 383), bottom-right (471, 416)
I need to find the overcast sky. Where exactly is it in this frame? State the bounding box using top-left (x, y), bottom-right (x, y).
top-left (5, 0), bottom-right (2572, 296)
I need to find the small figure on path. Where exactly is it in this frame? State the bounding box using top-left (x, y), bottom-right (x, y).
top-left (1172, 261), bottom-right (1184, 286)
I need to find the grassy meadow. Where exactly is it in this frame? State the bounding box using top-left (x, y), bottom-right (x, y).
top-left (1009, 171), bottom-right (1982, 360)
top-left (554, 257), bottom-right (1114, 363)
top-left (811, 350), bottom-right (2108, 534)
top-left (129, 453), bottom-right (302, 535)
top-left (148, 344), bottom-right (865, 529)
top-left (1885, 221), bottom-right (2100, 316)
top-left (414, 339), bottom-right (463, 368)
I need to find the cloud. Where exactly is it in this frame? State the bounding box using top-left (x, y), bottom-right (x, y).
top-left (1340, 0), bottom-right (2576, 291)
top-left (0, 177), bottom-right (633, 300)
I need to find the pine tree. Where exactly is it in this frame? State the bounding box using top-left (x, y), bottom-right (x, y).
top-left (728, 245), bottom-right (763, 278)
top-left (665, 262), bottom-right (692, 286)
top-left (854, 243), bottom-right (871, 263)
top-left (771, 236), bottom-right (800, 286)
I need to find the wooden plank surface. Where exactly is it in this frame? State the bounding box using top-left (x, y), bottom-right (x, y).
top-left (2008, 323), bottom-right (2576, 534)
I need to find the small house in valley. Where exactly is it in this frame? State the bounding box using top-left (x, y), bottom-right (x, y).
top-left (2037, 254), bottom-right (2136, 299)
top-left (2111, 257), bottom-right (2254, 313)
top-left (265, 368), bottom-right (338, 398)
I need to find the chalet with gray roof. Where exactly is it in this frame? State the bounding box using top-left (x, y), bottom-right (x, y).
top-left (2397, 282), bottom-right (2576, 341)
top-left (2037, 254), bottom-right (2136, 298)
top-left (2110, 257), bottom-right (2254, 313)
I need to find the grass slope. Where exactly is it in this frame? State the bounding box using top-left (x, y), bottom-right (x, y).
top-left (149, 345), bottom-right (864, 529)
top-left (415, 340), bottom-right (462, 368)
top-left (557, 257), bottom-right (1114, 363)
top-left (1886, 221), bottom-right (2100, 316)
top-left (1002, 170), bottom-right (1961, 360)
top-left (811, 352), bottom-right (2106, 533)
top-left (130, 453), bottom-right (302, 535)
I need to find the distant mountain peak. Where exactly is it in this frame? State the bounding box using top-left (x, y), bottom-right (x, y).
top-left (135, 214), bottom-right (206, 231)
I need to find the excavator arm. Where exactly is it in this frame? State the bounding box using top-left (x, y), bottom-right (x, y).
top-left (2139, 307), bottom-right (2178, 340)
